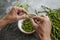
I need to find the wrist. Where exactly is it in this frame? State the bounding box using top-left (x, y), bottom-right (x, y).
top-left (2, 17), bottom-right (9, 24)
top-left (41, 36), bottom-right (51, 40)
top-left (38, 33), bottom-right (51, 40)
top-left (0, 17), bottom-right (9, 30)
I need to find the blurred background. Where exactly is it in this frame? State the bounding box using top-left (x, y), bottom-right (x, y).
top-left (0, 0), bottom-right (60, 18)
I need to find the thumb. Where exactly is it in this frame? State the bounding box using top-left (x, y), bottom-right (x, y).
top-left (17, 14), bottom-right (28, 20)
top-left (30, 18), bottom-right (38, 27)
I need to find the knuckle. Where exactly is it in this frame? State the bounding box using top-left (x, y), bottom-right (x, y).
top-left (33, 24), bottom-right (37, 27)
top-left (13, 7), bottom-right (15, 9)
top-left (12, 6), bottom-right (16, 9)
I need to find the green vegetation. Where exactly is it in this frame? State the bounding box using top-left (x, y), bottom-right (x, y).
top-left (22, 19), bottom-right (34, 32)
top-left (16, 3), bottom-right (29, 10)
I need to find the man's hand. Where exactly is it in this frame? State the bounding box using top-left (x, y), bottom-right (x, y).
top-left (30, 14), bottom-right (51, 40)
top-left (0, 6), bottom-right (28, 30)
top-left (3, 6), bottom-right (28, 23)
